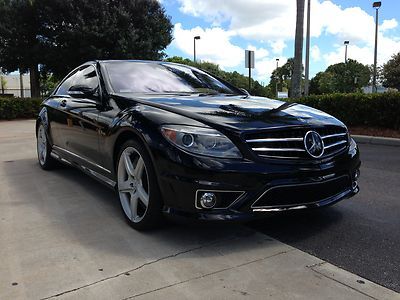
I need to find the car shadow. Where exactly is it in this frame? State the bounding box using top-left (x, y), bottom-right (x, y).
top-left (2, 158), bottom-right (273, 260)
top-left (247, 205), bottom-right (344, 244)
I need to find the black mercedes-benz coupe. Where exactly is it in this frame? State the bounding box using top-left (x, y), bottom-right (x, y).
top-left (36, 60), bottom-right (360, 229)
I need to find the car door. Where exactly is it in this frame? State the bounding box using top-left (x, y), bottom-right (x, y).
top-left (54, 65), bottom-right (105, 174)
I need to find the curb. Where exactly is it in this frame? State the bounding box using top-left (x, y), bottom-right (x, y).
top-left (353, 135), bottom-right (400, 147)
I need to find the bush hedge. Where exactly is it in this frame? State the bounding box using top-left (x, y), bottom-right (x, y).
top-left (0, 97), bottom-right (43, 120)
top-left (289, 92), bottom-right (400, 130)
top-left (1, 93), bottom-right (400, 130)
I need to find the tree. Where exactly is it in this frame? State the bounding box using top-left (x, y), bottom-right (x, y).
top-left (268, 58), bottom-right (297, 96)
top-left (0, 76), bottom-right (7, 94)
top-left (0, 0), bottom-right (173, 97)
top-left (291, 0), bottom-right (305, 98)
top-left (165, 56), bottom-right (272, 97)
top-left (0, 0), bottom-right (42, 97)
top-left (382, 52), bottom-right (400, 90)
top-left (309, 59), bottom-right (371, 94)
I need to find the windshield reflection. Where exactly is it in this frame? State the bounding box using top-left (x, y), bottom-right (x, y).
top-left (104, 61), bottom-right (240, 95)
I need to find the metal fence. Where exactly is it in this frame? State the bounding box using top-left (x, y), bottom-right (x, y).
top-left (0, 88), bottom-right (32, 98)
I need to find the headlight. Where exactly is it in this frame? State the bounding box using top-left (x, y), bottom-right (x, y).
top-left (161, 125), bottom-right (242, 159)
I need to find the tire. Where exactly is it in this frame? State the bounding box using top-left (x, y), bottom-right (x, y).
top-left (37, 123), bottom-right (57, 170)
top-left (116, 139), bottom-right (163, 230)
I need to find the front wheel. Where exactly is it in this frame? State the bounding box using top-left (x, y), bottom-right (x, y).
top-left (37, 123), bottom-right (57, 170)
top-left (116, 140), bottom-right (163, 230)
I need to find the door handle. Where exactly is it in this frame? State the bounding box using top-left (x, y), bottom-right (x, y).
top-left (60, 99), bottom-right (67, 107)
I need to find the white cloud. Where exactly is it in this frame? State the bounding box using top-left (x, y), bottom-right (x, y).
top-left (381, 19), bottom-right (398, 32)
top-left (255, 56), bottom-right (288, 83)
top-left (323, 34), bottom-right (400, 67)
top-left (172, 23), bottom-right (243, 68)
top-left (269, 40), bottom-right (287, 55)
top-left (311, 45), bottom-right (321, 62)
top-left (247, 45), bottom-right (269, 59)
top-left (173, 0), bottom-right (400, 80)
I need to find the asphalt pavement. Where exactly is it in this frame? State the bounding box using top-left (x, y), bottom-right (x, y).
top-left (250, 143), bottom-right (400, 292)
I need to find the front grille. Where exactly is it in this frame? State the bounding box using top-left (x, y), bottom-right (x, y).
top-left (252, 175), bottom-right (351, 208)
top-left (245, 126), bottom-right (348, 160)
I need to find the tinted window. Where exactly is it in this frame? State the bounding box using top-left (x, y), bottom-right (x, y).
top-left (56, 65), bottom-right (99, 95)
top-left (104, 62), bottom-right (239, 95)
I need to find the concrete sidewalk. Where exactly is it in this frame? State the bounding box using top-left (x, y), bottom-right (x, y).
top-left (0, 120), bottom-right (399, 300)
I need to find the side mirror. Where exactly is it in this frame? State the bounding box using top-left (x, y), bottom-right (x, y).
top-left (68, 85), bottom-right (96, 98)
top-left (239, 88), bottom-right (250, 96)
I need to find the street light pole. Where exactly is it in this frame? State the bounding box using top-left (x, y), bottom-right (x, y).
top-left (344, 41), bottom-right (349, 63)
top-left (304, 0), bottom-right (311, 96)
top-left (193, 36), bottom-right (201, 63)
top-left (372, 2), bottom-right (381, 93)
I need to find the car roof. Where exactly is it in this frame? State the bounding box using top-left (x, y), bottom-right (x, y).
top-left (87, 59), bottom-right (193, 68)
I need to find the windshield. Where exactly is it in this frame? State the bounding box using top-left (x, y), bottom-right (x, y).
top-left (103, 61), bottom-right (241, 95)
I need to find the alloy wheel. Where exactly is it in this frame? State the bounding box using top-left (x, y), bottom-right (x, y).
top-left (37, 124), bottom-right (47, 165)
top-left (117, 147), bottom-right (150, 223)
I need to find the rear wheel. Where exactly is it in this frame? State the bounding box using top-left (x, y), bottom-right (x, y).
top-left (37, 123), bottom-right (57, 170)
top-left (117, 140), bottom-right (163, 230)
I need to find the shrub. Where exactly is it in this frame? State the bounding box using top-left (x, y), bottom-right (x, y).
top-left (289, 92), bottom-right (400, 130)
top-left (0, 97), bottom-right (43, 120)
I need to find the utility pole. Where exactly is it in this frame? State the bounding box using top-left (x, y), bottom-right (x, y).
top-left (291, 0), bottom-right (305, 98)
top-left (372, 2), bottom-right (381, 93)
top-left (304, 0), bottom-right (311, 96)
top-left (245, 50), bottom-right (255, 92)
top-left (19, 71), bottom-right (24, 98)
top-left (193, 36), bottom-right (201, 63)
top-left (275, 58), bottom-right (280, 97)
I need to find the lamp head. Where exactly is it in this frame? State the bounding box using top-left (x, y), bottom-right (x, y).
top-left (194, 36), bottom-right (201, 40)
top-left (344, 41), bottom-right (349, 45)
top-left (373, 2), bottom-right (381, 8)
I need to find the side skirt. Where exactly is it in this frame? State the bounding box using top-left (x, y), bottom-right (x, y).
top-left (50, 151), bottom-right (117, 190)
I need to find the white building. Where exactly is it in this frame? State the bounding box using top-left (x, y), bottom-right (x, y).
top-left (0, 74), bottom-right (31, 97)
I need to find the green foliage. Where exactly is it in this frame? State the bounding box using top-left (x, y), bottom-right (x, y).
top-left (40, 74), bottom-right (59, 97)
top-left (0, 98), bottom-right (42, 120)
top-left (289, 92), bottom-right (400, 130)
top-left (0, 0), bottom-right (173, 79)
top-left (382, 52), bottom-right (400, 90)
top-left (310, 59), bottom-right (371, 94)
top-left (267, 58), bottom-right (296, 96)
top-left (165, 56), bottom-right (272, 97)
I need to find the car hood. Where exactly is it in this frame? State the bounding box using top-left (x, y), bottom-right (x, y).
top-left (117, 94), bottom-right (345, 132)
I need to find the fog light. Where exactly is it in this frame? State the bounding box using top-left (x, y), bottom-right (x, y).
top-left (200, 192), bottom-right (217, 209)
top-left (352, 181), bottom-right (358, 189)
top-left (354, 169), bottom-right (360, 180)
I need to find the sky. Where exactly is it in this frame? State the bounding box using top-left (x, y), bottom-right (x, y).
top-left (161, 0), bottom-right (400, 84)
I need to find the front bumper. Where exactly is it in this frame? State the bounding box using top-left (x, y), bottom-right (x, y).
top-left (152, 142), bottom-right (361, 222)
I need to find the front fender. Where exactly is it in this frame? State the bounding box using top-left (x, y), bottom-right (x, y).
top-left (36, 107), bottom-right (53, 145)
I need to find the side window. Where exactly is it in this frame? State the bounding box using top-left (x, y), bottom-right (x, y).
top-left (74, 66), bottom-right (99, 90)
top-left (56, 66), bottom-right (99, 95)
top-left (56, 71), bottom-right (78, 95)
